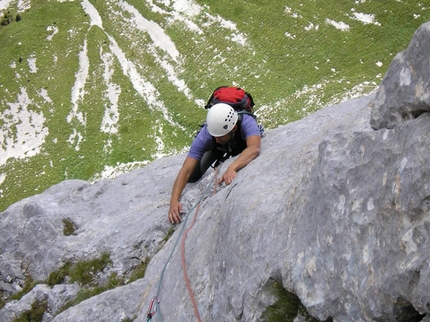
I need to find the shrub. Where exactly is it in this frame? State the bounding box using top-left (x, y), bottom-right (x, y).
top-left (12, 299), bottom-right (48, 322)
top-left (0, 11), bottom-right (13, 26)
top-left (69, 252), bottom-right (112, 286)
top-left (47, 261), bottom-right (72, 286)
top-left (128, 258), bottom-right (150, 283)
top-left (262, 279), bottom-right (332, 322)
top-left (62, 218), bottom-right (77, 236)
top-left (10, 277), bottom-right (39, 302)
top-left (59, 272), bottom-right (122, 313)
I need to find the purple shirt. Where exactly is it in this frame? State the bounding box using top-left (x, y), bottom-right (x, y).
top-left (188, 114), bottom-right (260, 160)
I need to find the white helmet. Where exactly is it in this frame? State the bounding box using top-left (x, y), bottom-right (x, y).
top-left (206, 103), bottom-right (238, 137)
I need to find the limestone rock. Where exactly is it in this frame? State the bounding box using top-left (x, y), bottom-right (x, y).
top-left (369, 22), bottom-right (430, 129)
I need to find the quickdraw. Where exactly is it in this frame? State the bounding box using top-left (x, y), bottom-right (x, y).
top-left (146, 296), bottom-right (160, 321)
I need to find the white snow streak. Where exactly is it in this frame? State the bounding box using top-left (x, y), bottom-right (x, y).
top-left (351, 12), bottom-right (381, 26)
top-left (107, 34), bottom-right (177, 127)
top-left (37, 88), bottom-right (53, 103)
top-left (17, 0), bottom-right (30, 12)
top-left (0, 0), bottom-right (14, 12)
top-left (68, 38), bottom-right (88, 127)
top-left (326, 19), bottom-right (350, 31)
top-left (46, 26), bottom-right (59, 41)
top-left (118, 0), bottom-right (180, 62)
top-left (27, 53), bottom-right (37, 73)
top-left (284, 6), bottom-right (302, 19)
top-left (147, 0), bottom-right (202, 33)
top-left (80, 0), bottom-right (188, 127)
top-left (67, 37), bottom-right (88, 151)
top-left (0, 0), bottom-right (31, 12)
top-left (91, 160), bottom-right (150, 181)
top-left (66, 128), bottom-right (84, 151)
top-left (81, 0), bottom-right (103, 27)
top-left (100, 50), bottom-right (120, 136)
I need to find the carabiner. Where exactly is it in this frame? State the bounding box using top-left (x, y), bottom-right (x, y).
top-left (147, 296), bottom-right (160, 320)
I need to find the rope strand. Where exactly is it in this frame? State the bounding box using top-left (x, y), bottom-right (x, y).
top-left (181, 167), bottom-right (219, 321)
top-left (149, 163), bottom-right (222, 321)
top-left (181, 203), bottom-right (202, 322)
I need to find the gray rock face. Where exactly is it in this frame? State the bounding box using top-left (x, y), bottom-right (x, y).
top-left (370, 22), bottom-right (430, 130)
top-left (2, 21), bottom-right (430, 322)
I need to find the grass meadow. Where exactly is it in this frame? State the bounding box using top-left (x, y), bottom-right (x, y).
top-left (0, 0), bottom-right (429, 211)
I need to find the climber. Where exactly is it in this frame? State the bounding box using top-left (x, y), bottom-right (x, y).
top-left (168, 103), bottom-right (261, 224)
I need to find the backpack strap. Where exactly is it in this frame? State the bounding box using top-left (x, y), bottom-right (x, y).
top-left (245, 91), bottom-right (255, 109)
top-left (237, 109), bottom-right (256, 120)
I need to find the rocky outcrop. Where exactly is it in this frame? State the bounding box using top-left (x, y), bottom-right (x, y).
top-left (1, 21), bottom-right (430, 322)
top-left (369, 22), bottom-right (430, 130)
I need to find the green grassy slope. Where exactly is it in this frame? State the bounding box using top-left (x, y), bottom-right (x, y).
top-left (0, 0), bottom-right (429, 211)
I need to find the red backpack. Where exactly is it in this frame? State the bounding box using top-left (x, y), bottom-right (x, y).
top-left (204, 86), bottom-right (255, 114)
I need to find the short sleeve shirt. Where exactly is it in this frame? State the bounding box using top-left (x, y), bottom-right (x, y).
top-left (188, 114), bottom-right (260, 160)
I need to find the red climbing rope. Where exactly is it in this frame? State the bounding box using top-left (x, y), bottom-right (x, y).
top-left (181, 203), bottom-right (202, 322)
top-left (180, 166), bottom-right (219, 322)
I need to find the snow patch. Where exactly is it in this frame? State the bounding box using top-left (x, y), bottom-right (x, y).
top-left (285, 32), bottom-right (296, 39)
top-left (305, 22), bottom-right (318, 31)
top-left (326, 19), bottom-right (350, 31)
top-left (172, 0), bottom-right (202, 16)
top-left (107, 34), bottom-right (182, 130)
top-left (17, 0), bottom-right (31, 12)
top-left (47, 26), bottom-right (59, 41)
top-left (146, 0), bottom-right (203, 34)
top-left (66, 128), bottom-right (84, 151)
top-left (118, 0), bottom-right (180, 62)
top-left (67, 37), bottom-right (89, 151)
top-left (27, 53), bottom-right (37, 73)
top-left (256, 80), bottom-right (377, 124)
top-left (37, 88), bottom-right (53, 103)
top-left (91, 160), bottom-right (150, 181)
top-left (80, 0), bottom-right (188, 135)
top-left (332, 81), bottom-right (378, 103)
top-left (81, 0), bottom-right (103, 28)
top-left (68, 38), bottom-right (88, 127)
top-left (351, 12), bottom-right (381, 26)
top-left (284, 6), bottom-right (302, 18)
top-left (212, 15), bottom-right (248, 46)
top-left (0, 0), bottom-right (14, 13)
top-left (100, 50), bottom-right (121, 136)
top-left (0, 87), bottom-right (49, 166)
top-left (156, 55), bottom-right (193, 100)
top-left (146, 0), bottom-right (250, 47)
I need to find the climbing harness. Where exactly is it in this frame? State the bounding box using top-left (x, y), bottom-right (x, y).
top-left (146, 164), bottom-right (222, 321)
